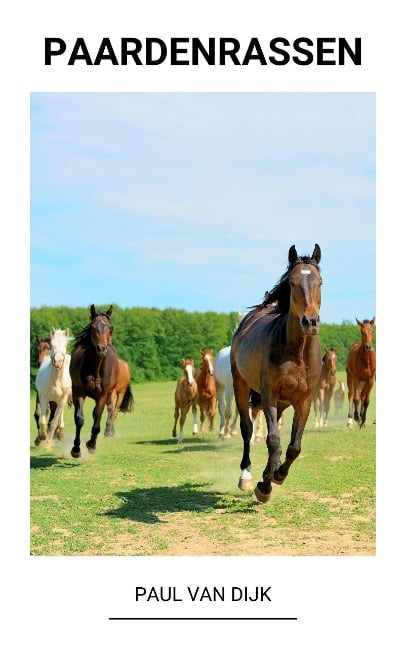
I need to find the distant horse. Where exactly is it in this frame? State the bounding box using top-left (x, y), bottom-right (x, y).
top-left (334, 380), bottom-right (345, 415)
top-left (313, 347), bottom-right (338, 427)
top-left (231, 243), bottom-right (323, 503)
top-left (69, 305), bottom-right (133, 458)
top-left (214, 346), bottom-right (239, 439)
top-left (34, 337), bottom-right (55, 433)
top-left (34, 328), bottom-right (72, 449)
top-left (172, 358), bottom-right (198, 443)
top-left (105, 357), bottom-right (134, 438)
top-left (196, 349), bottom-right (217, 434)
top-left (346, 317), bottom-right (376, 428)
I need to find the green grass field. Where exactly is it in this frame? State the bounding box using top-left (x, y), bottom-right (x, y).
top-left (30, 372), bottom-right (375, 556)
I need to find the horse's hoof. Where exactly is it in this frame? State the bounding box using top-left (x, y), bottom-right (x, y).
top-left (223, 433), bottom-right (232, 440)
top-left (238, 478), bottom-right (253, 491)
top-left (253, 484), bottom-right (271, 503)
top-left (172, 431), bottom-right (177, 438)
top-left (71, 449), bottom-right (81, 459)
top-left (271, 470), bottom-right (285, 485)
top-left (86, 442), bottom-right (96, 454)
top-left (238, 469), bottom-right (254, 491)
top-left (34, 437), bottom-right (41, 447)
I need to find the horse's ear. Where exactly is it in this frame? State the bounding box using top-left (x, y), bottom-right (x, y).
top-left (36, 336), bottom-right (40, 344)
top-left (311, 243), bottom-right (321, 264)
top-left (370, 316), bottom-right (375, 326)
top-left (106, 305), bottom-right (113, 319)
top-left (356, 318), bottom-right (362, 326)
top-left (50, 327), bottom-right (56, 336)
top-left (65, 328), bottom-right (70, 338)
top-left (90, 304), bottom-right (96, 319)
top-left (288, 245), bottom-right (297, 266)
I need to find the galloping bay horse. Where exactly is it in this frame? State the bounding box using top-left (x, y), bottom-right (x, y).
top-left (231, 243), bottom-right (323, 503)
top-left (69, 305), bottom-right (133, 457)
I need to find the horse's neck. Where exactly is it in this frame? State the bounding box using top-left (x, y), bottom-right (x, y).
top-left (286, 312), bottom-right (321, 378)
top-left (200, 367), bottom-right (213, 386)
top-left (50, 355), bottom-right (70, 383)
top-left (358, 345), bottom-right (375, 371)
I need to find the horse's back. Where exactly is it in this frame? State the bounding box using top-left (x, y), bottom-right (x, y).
top-left (232, 309), bottom-right (281, 390)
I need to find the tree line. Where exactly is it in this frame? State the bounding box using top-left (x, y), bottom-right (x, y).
top-left (30, 305), bottom-right (369, 388)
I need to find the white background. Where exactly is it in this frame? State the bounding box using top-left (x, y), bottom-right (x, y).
top-left (2, 1), bottom-right (403, 646)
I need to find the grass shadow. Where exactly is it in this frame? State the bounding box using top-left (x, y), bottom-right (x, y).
top-left (30, 455), bottom-right (82, 470)
top-left (105, 481), bottom-right (230, 524)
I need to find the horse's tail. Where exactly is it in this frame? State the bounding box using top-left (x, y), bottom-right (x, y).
top-left (119, 385), bottom-right (134, 413)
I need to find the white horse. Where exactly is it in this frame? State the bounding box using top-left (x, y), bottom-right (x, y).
top-left (214, 345), bottom-right (268, 442)
top-left (214, 346), bottom-right (239, 439)
top-left (35, 328), bottom-right (72, 450)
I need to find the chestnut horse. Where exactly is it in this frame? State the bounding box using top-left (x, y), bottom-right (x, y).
top-left (105, 357), bottom-right (134, 438)
top-left (172, 358), bottom-right (198, 443)
top-left (34, 328), bottom-right (72, 449)
top-left (334, 380), bottom-right (345, 416)
top-left (231, 243), bottom-right (322, 503)
top-left (313, 347), bottom-right (338, 427)
top-left (346, 317), bottom-right (376, 428)
top-left (69, 305), bottom-right (133, 458)
top-left (196, 349), bottom-right (217, 434)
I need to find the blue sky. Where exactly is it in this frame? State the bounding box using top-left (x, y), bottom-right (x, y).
top-left (30, 92), bottom-right (375, 324)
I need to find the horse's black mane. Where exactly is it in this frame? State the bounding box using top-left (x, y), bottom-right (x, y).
top-left (72, 310), bottom-right (113, 351)
top-left (250, 253), bottom-right (321, 314)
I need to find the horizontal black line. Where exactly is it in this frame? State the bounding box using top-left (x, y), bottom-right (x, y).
top-left (109, 617), bottom-right (297, 621)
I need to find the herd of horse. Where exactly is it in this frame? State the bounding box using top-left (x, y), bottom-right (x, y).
top-left (33, 244), bottom-right (376, 503)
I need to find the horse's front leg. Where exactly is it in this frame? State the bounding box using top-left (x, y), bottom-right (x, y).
top-left (35, 396), bottom-right (49, 445)
top-left (71, 394), bottom-right (85, 458)
top-left (359, 380), bottom-right (373, 428)
top-left (253, 396), bottom-right (280, 503)
top-left (172, 401), bottom-right (180, 438)
top-left (34, 394), bottom-right (41, 432)
top-left (46, 401), bottom-right (66, 450)
top-left (104, 395), bottom-right (118, 438)
top-left (178, 403), bottom-right (191, 444)
top-left (86, 398), bottom-right (106, 453)
top-left (273, 397), bottom-right (312, 484)
top-left (217, 386), bottom-right (226, 438)
top-left (191, 400), bottom-right (198, 435)
top-left (233, 374), bottom-right (253, 490)
top-left (199, 403), bottom-right (205, 434)
top-left (208, 397), bottom-right (216, 431)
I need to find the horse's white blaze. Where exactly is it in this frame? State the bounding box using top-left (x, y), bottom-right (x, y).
top-left (205, 354), bottom-right (214, 374)
top-left (300, 269), bottom-right (311, 275)
top-left (185, 364), bottom-right (195, 385)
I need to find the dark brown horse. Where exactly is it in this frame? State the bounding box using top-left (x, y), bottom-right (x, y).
top-left (312, 347), bottom-right (338, 427)
top-left (196, 349), bottom-right (217, 434)
top-left (69, 305), bottom-right (133, 457)
top-left (231, 243), bottom-right (322, 503)
top-left (346, 317), bottom-right (376, 428)
top-left (172, 358), bottom-right (198, 443)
